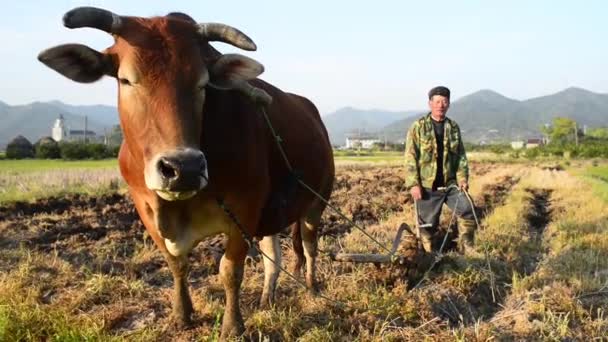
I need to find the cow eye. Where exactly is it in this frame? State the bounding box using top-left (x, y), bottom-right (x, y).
top-left (119, 78), bottom-right (132, 86)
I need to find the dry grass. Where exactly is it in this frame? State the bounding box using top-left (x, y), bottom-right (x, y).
top-left (1, 162), bottom-right (608, 340)
top-left (474, 168), bottom-right (608, 339)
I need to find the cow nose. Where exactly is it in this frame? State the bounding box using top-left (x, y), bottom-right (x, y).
top-left (155, 149), bottom-right (207, 192)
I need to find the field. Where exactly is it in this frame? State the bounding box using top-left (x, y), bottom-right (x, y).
top-left (1, 157), bottom-right (608, 340)
top-left (0, 159), bottom-right (121, 203)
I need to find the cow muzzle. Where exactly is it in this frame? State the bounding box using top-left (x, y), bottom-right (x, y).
top-left (145, 148), bottom-right (208, 201)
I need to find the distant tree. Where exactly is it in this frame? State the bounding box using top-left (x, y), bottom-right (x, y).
top-left (543, 117), bottom-right (578, 145)
top-left (107, 124), bottom-right (123, 146)
top-left (60, 142), bottom-right (89, 160)
top-left (34, 137), bottom-right (61, 159)
top-left (382, 141), bottom-right (405, 151)
top-left (108, 145), bottom-right (120, 158)
top-left (86, 143), bottom-right (109, 159)
top-left (587, 127), bottom-right (608, 139)
top-left (6, 135), bottom-right (34, 159)
top-left (59, 141), bottom-right (117, 160)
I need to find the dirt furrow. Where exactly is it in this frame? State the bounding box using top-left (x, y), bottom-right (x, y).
top-left (522, 188), bottom-right (552, 275)
top-left (412, 186), bottom-right (554, 329)
top-left (475, 188), bottom-right (553, 327)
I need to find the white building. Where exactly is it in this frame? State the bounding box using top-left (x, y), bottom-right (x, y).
top-left (52, 114), bottom-right (67, 142)
top-left (345, 133), bottom-right (381, 149)
top-left (510, 140), bottom-right (525, 149)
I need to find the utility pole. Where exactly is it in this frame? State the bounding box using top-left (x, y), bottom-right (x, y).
top-left (84, 115), bottom-right (88, 144)
top-left (574, 122), bottom-right (578, 146)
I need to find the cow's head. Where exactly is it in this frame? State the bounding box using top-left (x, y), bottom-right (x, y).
top-left (38, 7), bottom-right (264, 201)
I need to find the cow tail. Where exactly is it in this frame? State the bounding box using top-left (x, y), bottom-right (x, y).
top-left (291, 220), bottom-right (305, 273)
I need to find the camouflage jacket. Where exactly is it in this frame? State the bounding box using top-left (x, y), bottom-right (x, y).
top-left (404, 113), bottom-right (469, 190)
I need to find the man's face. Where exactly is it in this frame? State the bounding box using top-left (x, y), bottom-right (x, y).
top-left (428, 95), bottom-right (450, 119)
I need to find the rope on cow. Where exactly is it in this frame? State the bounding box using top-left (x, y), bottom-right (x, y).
top-left (216, 197), bottom-right (400, 313)
top-left (216, 198), bottom-right (334, 304)
top-left (258, 105), bottom-right (394, 257)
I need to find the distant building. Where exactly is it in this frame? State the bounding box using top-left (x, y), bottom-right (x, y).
top-left (511, 137), bottom-right (547, 149)
top-left (345, 133), bottom-right (380, 149)
top-left (511, 140), bottom-right (525, 149)
top-left (526, 138), bottom-right (544, 149)
top-left (68, 129), bottom-right (97, 142)
top-left (51, 114), bottom-right (98, 142)
top-left (52, 114), bottom-right (67, 142)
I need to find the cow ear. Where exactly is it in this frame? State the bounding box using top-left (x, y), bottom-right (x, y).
top-left (38, 44), bottom-right (116, 83)
top-left (208, 53), bottom-right (264, 89)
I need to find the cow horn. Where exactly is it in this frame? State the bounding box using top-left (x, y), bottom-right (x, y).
top-left (63, 7), bottom-right (123, 34)
top-left (197, 23), bottom-right (257, 51)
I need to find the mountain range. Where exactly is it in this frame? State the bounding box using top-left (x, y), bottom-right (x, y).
top-left (0, 101), bottom-right (118, 147)
top-left (324, 87), bottom-right (608, 144)
top-left (2, 87), bottom-right (607, 148)
top-left (321, 107), bottom-right (421, 146)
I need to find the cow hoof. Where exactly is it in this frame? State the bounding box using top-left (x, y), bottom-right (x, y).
top-left (220, 321), bottom-right (245, 341)
top-left (259, 294), bottom-right (274, 310)
top-left (291, 263), bottom-right (302, 279)
top-left (170, 314), bottom-right (193, 330)
top-left (306, 277), bottom-right (318, 293)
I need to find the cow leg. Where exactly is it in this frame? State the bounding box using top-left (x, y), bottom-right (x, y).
top-left (219, 235), bottom-right (248, 339)
top-left (166, 254), bottom-right (194, 327)
top-left (259, 234), bottom-right (281, 308)
top-left (300, 218), bottom-right (319, 291)
top-left (299, 179), bottom-right (332, 292)
top-left (142, 225), bottom-right (193, 328)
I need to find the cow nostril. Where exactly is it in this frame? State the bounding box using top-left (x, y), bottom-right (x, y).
top-left (158, 158), bottom-right (179, 180)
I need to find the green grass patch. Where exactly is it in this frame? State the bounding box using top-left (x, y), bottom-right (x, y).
top-left (333, 150), bottom-right (403, 164)
top-left (0, 159), bottom-right (122, 204)
top-left (0, 159), bottom-right (117, 173)
top-left (0, 303), bottom-right (116, 342)
top-left (584, 165), bottom-right (608, 182)
top-left (572, 163), bottom-right (608, 203)
top-left (0, 248), bottom-right (160, 342)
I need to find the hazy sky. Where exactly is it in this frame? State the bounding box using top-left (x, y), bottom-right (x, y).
top-left (1, 0), bottom-right (606, 114)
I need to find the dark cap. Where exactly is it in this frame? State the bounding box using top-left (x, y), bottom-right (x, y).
top-left (428, 86), bottom-right (450, 100)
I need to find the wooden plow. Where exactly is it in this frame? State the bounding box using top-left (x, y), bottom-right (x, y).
top-left (330, 223), bottom-right (435, 279)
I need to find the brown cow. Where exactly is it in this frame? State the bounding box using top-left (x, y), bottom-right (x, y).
top-left (38, 7), bottom-right (334, 339)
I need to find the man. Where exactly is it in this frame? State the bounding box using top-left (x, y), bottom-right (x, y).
top-left (404, 86), bottom-right (476, 253)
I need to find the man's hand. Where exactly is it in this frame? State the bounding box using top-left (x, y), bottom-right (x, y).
top-left (410, 185), bottom-right (423, 201)
top-left (459, 181), bottom-right (469, 191)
